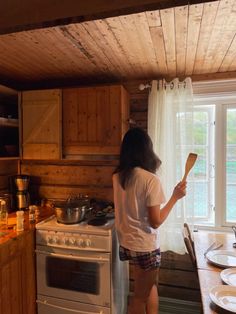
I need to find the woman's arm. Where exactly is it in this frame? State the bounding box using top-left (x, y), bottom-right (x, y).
top-left (148, 181), bottom-right (187, 229)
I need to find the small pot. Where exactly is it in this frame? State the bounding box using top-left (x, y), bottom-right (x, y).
top-left (55, 205), bottom-right (90, 224)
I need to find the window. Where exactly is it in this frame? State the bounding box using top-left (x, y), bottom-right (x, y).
top-left (225, 106), bottom-right (236, 224)
top-left (188, 88), bottom-right (236, 228)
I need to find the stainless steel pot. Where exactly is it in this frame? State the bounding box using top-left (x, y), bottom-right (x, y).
top-left (55, 205), bottom-right (91, 224)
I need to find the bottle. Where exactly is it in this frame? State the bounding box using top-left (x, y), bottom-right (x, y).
top-left (16, 210), bottom-right (24, 231)
top-left (29, 205), bottom-right (35, 223)
top-left (0, 200), bottom-right (8, 230)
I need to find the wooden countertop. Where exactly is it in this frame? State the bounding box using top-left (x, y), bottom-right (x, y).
top-left (194, 230), bottom-right (236, 314)
top-left (0, 206), bottom-right (54, 246)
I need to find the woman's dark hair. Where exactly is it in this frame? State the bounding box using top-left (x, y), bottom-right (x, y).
top-left (114, 127), bottom-right (162, 189)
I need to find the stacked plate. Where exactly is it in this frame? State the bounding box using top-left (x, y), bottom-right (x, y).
top-left (210, 285), bottom-right (236, 313)
top-left (206, 250), bottom-right (236, 312)
top-left (206, 250), bottom-right (236, 268)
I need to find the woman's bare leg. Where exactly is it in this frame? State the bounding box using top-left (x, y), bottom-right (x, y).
top-left (128, 265), bottom-right (159, 314)
top-left (146, 284), bottom-right (159, 314)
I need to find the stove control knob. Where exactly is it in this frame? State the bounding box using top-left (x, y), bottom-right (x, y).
top-left (62, 238), bottom-right (70, 245)
top-left (85, 239), bottom-right (92, 247)
top-left (78, 239), bottom-right (84, 247)
top-left (53, 236), bottom-right (59, 244)
top-left (46, 236), bottom-right (53, 244)
top-left (70, 238), bottom-right (76, 245)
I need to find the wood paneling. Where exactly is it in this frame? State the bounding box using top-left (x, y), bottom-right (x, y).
top-left (63, 85), bottom-right (129, 156)
top-left (0, 159), bottom-right (18, 192)
top-left (21, 89), bottom-right (62, 159)
top-left (20, 160), bottom-right (117, 202)
top-left (1, 1), bottom-right (236, 90)
top-left (19, 83), bottom-right (143, 201)
top-left (0, 231), bottom-right (36, 314)
top-left (0, 0), bottom-right (218, 35)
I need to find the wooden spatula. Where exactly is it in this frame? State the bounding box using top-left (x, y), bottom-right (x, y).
top-left (182, 153), bottom-right (198, 182)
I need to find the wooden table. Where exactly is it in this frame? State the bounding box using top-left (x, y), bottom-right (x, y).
top-left (194, 230), bottom-right (236, 314)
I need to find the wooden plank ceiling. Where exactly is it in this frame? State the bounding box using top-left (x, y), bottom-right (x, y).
top-left (0, 0), bottom-right (236, 90)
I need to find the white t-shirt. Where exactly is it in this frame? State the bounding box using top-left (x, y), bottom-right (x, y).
top-left (112, 167), bottom-right (166, 252)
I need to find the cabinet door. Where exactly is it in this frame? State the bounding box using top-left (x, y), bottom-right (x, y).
top-left (21, 89), bottom-right (62, 159)
top-left (63, 85), bottom-right (129, 156)
top-left (0, 231), bottom-right (36, 314)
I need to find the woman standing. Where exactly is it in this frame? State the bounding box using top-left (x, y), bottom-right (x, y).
top-left (112, 128), bottom-right (186, 314)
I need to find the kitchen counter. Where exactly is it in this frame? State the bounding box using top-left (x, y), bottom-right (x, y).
top-left (0, 206), bottom-right (55, 246)
top-left (0, 206), bottom-right (54, 314)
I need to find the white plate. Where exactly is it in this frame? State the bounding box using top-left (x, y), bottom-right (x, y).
top-left (210, 285), bottom-right (236, 312)
top-left (221, 268), bottom-right (236, 286)
top-left (206, 250), bottom-right (236, 268)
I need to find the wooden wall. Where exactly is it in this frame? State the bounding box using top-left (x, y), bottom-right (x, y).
top-left (0, 158), bottom-right (18, 194)
top-left (0, 230), bottom-right (36, 314)
top-left (19, 81), bottom-right (148, 203)
top-left (21, 160), bottom-right (117, 203)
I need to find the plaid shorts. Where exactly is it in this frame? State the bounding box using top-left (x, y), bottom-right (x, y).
top-left (119, 245), bottom-right (161, 271)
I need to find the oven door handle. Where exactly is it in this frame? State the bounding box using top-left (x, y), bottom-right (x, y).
top-left (36, 299), bottom-right (104, 313)
top-left (35, 249), bottom-right (110, 263)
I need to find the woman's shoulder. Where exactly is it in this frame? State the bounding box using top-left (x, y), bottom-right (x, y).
top-left (134, 167), bottom-right (159, 181)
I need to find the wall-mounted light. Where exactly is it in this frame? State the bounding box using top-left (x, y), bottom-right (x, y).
top-left (138, 83), bottom-right (151, 91)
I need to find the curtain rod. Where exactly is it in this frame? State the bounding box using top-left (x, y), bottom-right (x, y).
top-left (139, 80), bottom-right (187, 91)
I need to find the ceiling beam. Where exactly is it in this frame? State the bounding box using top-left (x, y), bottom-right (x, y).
top-left (2, 71), bottom-right (236, 92)
top-left (0, 0), bottom-right (218, 35)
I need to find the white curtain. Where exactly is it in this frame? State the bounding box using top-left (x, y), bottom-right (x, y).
top-left (148, 78), bottom-right (195, 254)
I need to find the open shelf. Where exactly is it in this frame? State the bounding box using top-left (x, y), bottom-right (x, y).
top-left (0, 117), bottom-right (18, 128)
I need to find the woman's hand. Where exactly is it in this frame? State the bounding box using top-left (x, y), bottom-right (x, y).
top-left (172, 181), bottom-right (187, 200)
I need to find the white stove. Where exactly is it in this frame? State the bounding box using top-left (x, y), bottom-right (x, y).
top-left (35, 215), bottom-right (129, 314)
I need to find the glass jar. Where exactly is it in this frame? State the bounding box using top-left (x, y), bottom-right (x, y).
top-left (0, 199), bottom-right (8, 230)
top-left (16, 210), bottom-right (24, 231)
top-left (28, 205), bottom-right (35, 223)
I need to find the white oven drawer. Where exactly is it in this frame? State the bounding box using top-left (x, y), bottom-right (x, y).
top-left (36, 245), bottom-right (111, 308)
top-left (37, 295), bottom-right (110, 314)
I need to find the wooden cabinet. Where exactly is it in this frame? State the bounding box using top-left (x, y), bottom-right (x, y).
top-left (0, 230), bottom-right (36, 314)
top-left (62, 85), bottom-right (129, 157)
top-left (20, 85), bottom-right (129, 160)
top-left (0, 91), bottom-right (19, 158)
top-left (20, 89), bottom-right (62, 159)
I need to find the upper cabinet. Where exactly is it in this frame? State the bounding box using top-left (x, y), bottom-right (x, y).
top-left (0, 85), bottom-right (19, 158)
top-left (20, 89), bottom-right (62, 159)
top-left (19, 84), bottom-right (129, 160)
top-left (62, 85), bottom-right (129, 157)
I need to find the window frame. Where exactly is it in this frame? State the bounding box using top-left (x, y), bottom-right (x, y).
top-left (191, 105), bottom-right (215, 223)
top-left (192, 81), bottom-right (236, 231)
top-left (221, 104), bottom-right (236, 227)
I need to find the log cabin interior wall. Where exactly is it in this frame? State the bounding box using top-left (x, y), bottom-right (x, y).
top-left (20, 81), bottom-right (147, 203)
top-left (0, 159), bottom-right (18, 195)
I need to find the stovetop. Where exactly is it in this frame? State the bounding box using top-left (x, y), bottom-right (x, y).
top-left (36, 215), bottom-right (115, 236)
top-left (36, 215), bottom-right (115, 251)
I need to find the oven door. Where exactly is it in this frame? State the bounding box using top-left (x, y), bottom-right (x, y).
top-left (36, 245), bottom-right (111, 307)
